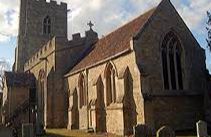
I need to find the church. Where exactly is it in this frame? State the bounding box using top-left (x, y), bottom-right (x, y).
top-left (1, 0), bottom-right (211, 136)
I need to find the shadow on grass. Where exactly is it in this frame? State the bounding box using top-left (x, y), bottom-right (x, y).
top-left (176, 130), bottom-right (196, 137)
top-left (40, 133), bottom-right (74, 137)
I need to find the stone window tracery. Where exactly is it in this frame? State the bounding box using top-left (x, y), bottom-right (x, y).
top-left (161, 31), bottom-right (183, 90)
top-left (105, 63), bottom-right (116, 106)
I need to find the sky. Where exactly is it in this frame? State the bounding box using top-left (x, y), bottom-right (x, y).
top-left (0, 0), bottom-right (211, 72)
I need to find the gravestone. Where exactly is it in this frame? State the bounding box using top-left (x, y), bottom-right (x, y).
top-left (0, 127), bottom-right (13, 137)
top-left (134, 124), bottom-right (152, 137)
top-left (196, 120), bottom-right (208, 137)
top-left (156, 126), bottom-right (175, 137)
top-left (22, 123), bottom-right (34, 137)
top-left (87, 127), bottom-right (94, 133)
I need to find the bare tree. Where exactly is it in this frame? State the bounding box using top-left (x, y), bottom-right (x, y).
top-left (207, 11), bottom-right (211, 51)
top-left (0, 59), bottom-right (10, 92)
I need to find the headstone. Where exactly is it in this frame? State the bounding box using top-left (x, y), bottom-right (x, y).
top-left (156, 126), bottom-right (175, 137)
top-left (22, 123), bottom-right (34, 137)
top-left (0, 127), bottom-right (13, 137)
top-left (134, 124), bottom-right (152, 137)
top-left (196, 120), bottom-right (208, 137)
top-left (87, 128), bottom-right (94, 133)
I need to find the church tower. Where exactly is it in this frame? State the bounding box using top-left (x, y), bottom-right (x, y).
top-left (14, 0), bottom-right (67, 72)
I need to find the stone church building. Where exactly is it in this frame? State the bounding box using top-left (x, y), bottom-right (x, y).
top-left (1, 0), bottom-right (210, 136)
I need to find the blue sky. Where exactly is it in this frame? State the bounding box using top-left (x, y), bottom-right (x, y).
top-left (0, 0), bottom-right (211, 72)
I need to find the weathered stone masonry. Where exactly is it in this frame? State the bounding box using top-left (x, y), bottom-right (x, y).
top-left (2, 0), bottom-right (210, 136)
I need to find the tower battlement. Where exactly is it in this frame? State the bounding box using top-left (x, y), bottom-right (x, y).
top-left (68, 30), bottom-right (98, 46)
top-left (14, 0), bottom-right (68, 72)
top-left (30, 0), bottom-right (67, 10)
top-left (24, 38), bottom-right (56, 70)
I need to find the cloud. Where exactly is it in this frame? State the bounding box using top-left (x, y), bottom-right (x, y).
top-left (176, 0), bottom-right (211, 33)
top-left (0, 35), bottom-right (10, 42)
top-left (56, 0), bottom-right (211, 39)
top-left (0, 0), bottom-right (210, 41)
top-left (63, 0), bottom-right (160, 38)
top-left (0, 0), bottom-right (210, 71)
top-left (0, 0), bottom-right (19, 42)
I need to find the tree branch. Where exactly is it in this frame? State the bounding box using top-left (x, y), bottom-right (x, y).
top-left (0, 59), bottom-right (10, 92)
top-left (207, 11), bottom-right (211, 52)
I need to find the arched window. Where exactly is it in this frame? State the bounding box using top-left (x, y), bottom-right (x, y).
top-left (161, 31), bottom-right (183, 90)
top-left (43, 16), bottom-right (51, 35)
top-left (78, 73), bottom-right (87, 108)
top-left (105, 63), bottom-right (116, 106)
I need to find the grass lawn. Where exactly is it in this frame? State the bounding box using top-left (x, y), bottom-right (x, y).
top-left (40, 129), bottom-right (197, 137)
top-left (177, 136), bottom-right (196, 137)
top-left (40, 129), bottom-right (120, 137)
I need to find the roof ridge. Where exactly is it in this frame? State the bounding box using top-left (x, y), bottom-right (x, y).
top-left (99, 7), bottom-right (157, 41)
top-left (67, 6), bottom-right (157, 75)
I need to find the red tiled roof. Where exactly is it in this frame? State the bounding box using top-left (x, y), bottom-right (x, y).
top-left (4, 72), bottom-right (36, 87)
top-left (70, 8), bottom-right (156, 74)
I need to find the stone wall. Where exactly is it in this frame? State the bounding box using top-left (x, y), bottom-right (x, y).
top-left (24, 37), bottom-right (62, 128)
top-left (66, 50), bottom-right (144, 135)
top-left (133, 0), bottom-right (206, 131)
top-left (1, 84), bottom-right (32, 130)
top-left (2, 86), bottom-right (29, 118)
top-left (15, 0), bottom-right (67, 72)
top-left (134, 0), bottom-right (206, 96)
top-left (66, 0), bottom-right (207, 135)
top-left (144, 96), bottom-right (203, 131)
top-left (24, 38), bottom-right (56, 71)
top-left (25, 32), bottom-right (98, 128)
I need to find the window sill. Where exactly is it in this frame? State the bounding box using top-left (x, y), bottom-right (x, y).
top-left (106, 102), bottom-right (123, 110)
top-left (79, 105), bottom-right (87, 109)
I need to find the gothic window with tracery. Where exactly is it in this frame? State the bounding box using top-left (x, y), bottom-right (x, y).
top-left (79, 73), bottom-right (87, 108)
top-left (161, 31), bottom-right (183, 90)
top-left (105, 63), bottom-right (116, 106)
top-left (43, 16), bottom-right (51, 35)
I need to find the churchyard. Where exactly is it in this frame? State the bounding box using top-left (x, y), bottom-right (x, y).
top-left (38, 120), bottom-right (210, 137)
top-left (41, 129), bottom-right (197, 137)
top-left (1, 121), bottom-right (210, 137)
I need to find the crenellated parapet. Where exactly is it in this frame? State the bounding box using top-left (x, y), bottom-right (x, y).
top-left (29, 0), bottom-right (67, 9)
top-left (15, 0), bottom-right (67, 72)
top-left (68, 30), bottom-right (98, 47)
top-left (24, 38), bottom-right (56, 70)
top-left (24, 29), bottom-right (98, 71)
top-left (68, 33), bottom-right (86, 47)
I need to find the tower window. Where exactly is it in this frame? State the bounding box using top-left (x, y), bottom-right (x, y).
top-left (161, 32), bottom-right (183, 90)
top-left (43, 16), bottom-right (51, 35)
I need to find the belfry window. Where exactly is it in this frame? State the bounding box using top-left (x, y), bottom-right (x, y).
top-left (161, 32), bottom-right (183, 90)
top-left (79, 73), bottom-right (87, 108)
top-left (43, 16), bottom-right (51, 35)
top-left (105, 63), bottom-right (116, 106)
